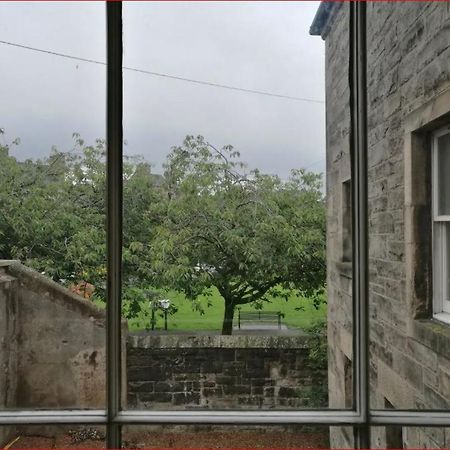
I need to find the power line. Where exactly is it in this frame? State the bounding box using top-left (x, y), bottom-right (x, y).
top-left (0, 39), bottom-right (325, 105)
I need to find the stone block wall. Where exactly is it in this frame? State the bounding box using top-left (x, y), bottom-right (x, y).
top-left (0, 264), bottom-right (19, 446)
top-left (0, 260), bottom-right (326, 446)
top-left (127, 334), bottom-right (327, 410)
top-left (8, 262), bottom-right (108, 409)
top-left (0, 260), bottom-right (114, 446)
top-left (321, 1), bottom-right (353, 417)
top-left (316, 2), bottom-right (450, 448)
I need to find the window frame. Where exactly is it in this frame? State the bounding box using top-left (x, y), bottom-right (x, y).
top-left (432, 126), bottom-right (450, 321)
top-left (2, 3), bottom-right (450, 449)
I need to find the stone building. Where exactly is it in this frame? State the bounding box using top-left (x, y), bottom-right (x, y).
top-left (311, 2), bottom-right (450, 448)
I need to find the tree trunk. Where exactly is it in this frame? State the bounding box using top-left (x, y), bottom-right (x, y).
top-left (221, 300), bottom-right (235, 335)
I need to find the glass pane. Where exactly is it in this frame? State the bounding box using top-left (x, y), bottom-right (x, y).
top-left (0, 2), bottom-right (106, 409)
top-left (366, 2), bottom-right (450, 410)
top-left (330, 426), bottom-right (354, 449)
top-left (127, 336), bottom-right (328, 409)
top-left (322, 2), bottom-right (353, 412)
top-left (438, 133), bottom-right (450, 216)
top-left (372, 426), bottom-right (450, 449)
top-left (122, 425), bottom-right (345, 449)
top-left (122, 1), bottom-right (351, 411)
top-left (0, 425), bottom-right (105, 449)
top-left (403, 427), bottom-right (450, 449)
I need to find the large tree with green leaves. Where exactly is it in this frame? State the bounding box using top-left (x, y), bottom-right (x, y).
top-left (149, 135), bottom-right (326, 334)
top-left (0, 131), bottom-right (325, 333)
top-left (0, 131), bottom-right (160, 310)
top-left (0, 132), bottom-right (107, 283)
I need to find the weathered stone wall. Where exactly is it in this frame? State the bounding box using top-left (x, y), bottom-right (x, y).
top-left (0, 263), bottom-right (19, 446)
top-left (0, 260), bottom-right (115, 445)
top-left (366, 4), bottom-right (450, 447)
top-left (6, 262), bottom-right (108, 409)
top-left (320, 6), bottom-right (354, 447)
top-left (0, 260), bottom-right (326, 445)
top-left (127, 334), bottom-right (327, 410)
top-left (320, 2), bottom-right (450, 448)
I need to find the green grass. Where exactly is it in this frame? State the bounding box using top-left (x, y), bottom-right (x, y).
top-left (123, 288), bottom-right (326, 332)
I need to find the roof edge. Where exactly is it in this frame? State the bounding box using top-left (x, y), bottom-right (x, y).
top-left (309, 2), bottom-right (341, 39)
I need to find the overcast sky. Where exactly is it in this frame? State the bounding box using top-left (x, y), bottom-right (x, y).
top-left (0, 1), bottom-right (324, 179)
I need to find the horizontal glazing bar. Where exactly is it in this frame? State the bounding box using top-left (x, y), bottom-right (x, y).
top-left (114, 410), bottom-right (361, 426)
top-left (370, 410), bottom-right (450, 426)
top-left (434, 216), bottom-right (450, 221)
top-left (4, 409), bottom-right (450, 427)
top-left (0, 410), bottom-right (107, 425)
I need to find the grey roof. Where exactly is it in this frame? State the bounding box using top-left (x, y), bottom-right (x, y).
top-left (309, 2), bottom-right (340, 38)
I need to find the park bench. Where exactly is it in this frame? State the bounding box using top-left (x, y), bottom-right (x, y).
top-left (237, 310), bottom-right (283, 330)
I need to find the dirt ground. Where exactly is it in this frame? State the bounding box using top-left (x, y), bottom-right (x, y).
top-left (8, 429), bottom-right (329, 449)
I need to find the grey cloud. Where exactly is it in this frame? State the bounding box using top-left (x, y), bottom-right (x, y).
top-left (0, 1), bottom-right (324, 179)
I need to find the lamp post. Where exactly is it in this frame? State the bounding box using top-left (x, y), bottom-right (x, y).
top-left (150, 300), bottom-right (157, 331)
top-left (159, 299), bottom-right (170, 331)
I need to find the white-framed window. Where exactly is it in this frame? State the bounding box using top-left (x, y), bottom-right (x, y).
top-left (432, 126), bottom-right (450, 322)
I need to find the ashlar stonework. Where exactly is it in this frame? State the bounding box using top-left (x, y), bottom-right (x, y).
top-left (311, 2), bottom-right (450, 448)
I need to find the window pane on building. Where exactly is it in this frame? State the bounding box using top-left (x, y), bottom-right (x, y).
top-left (362, 2), bottom-right (450, 411)
top-left (122, 425), bottom-right (345, 449)
top-left (317, 1), bottom-right (353, 412)
top-left (0, 426), bottom-right (106, 449)
top-left (372, 426), bottom-right (450, 449)
top-left (438, 133), bottom-right (450, 216)
top-left (122, 1), bottom-right (349, 412)
top-left (0, 2), bottom-right (106, 410)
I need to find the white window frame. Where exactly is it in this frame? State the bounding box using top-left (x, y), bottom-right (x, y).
top-left (432, 126), bottom-right (450, 322)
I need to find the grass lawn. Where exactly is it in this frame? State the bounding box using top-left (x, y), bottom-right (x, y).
top-left (123, 288), bottom-right (326, 332)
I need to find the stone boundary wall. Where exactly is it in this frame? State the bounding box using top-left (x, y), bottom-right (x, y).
top-left (6, 261), bottom-right (110, 409)
top-left (0, 260), bottom-right (127, 445)
top-left (0, 260), bottom-right (326, 444)
top-left (0, 263), bottom-right (19, 446)
top-left (127, 334), bottom-right (327, 410)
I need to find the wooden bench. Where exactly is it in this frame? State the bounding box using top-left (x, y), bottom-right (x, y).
top-left (237, 310), bottom-right (283, 329)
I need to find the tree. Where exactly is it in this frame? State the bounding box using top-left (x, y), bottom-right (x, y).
top-left (149, 135), bottom-right (326, 334)
top-left (0, 132), bottom-right (161, 315)
top-left (0, 132), bottom-right (107, 285)
top-left (122, 158), bottom-right (167, 319)
top-left (0, 131), bottom-right (325, 334)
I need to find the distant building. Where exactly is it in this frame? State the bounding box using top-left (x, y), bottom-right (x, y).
top-left (311, 3), bottom-right (450, 448)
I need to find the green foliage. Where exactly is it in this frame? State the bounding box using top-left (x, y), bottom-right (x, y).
top-left (119, 287), bottom-right (327, 331)
top-left (150, 135), bottom-right (326, 333)
top-left (0, 131), bottom-right (326, 334)
top-left (0, 132), bottom-right (161, 315)
top-left (304, 318), bottom-right (328, 407)
top-left (307, 318), bottom-right (328, 371)
top-left (0, 131), bottom-right (106, 284)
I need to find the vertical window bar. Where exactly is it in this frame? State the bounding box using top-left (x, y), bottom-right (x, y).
top-left (106, 2), bottom-right (123, 448)
top-left (349, 1), bottom-right (370, 447)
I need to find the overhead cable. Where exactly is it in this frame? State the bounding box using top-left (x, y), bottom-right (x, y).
top-left (0, 39), bottom-right (325, 104)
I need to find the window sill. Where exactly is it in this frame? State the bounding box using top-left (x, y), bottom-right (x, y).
top-left (410, 318), bottom-right (450, 359)
top-left (433, 312), bottom-right (450, 325)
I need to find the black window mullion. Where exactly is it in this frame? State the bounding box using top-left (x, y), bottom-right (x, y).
top-left (106, 2), bottom-right (123, 449)
top-left (349, 1), bottom-right (370, 447)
